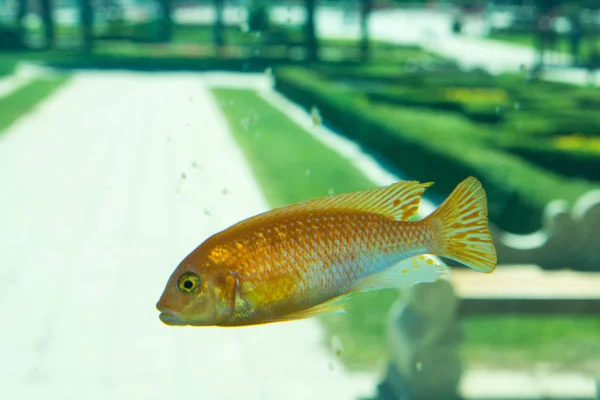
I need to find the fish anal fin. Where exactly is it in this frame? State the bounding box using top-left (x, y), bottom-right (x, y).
top-left (268, 294), bottom-right (351, 322)
top-left (354, 255), bottom-right (448, 292)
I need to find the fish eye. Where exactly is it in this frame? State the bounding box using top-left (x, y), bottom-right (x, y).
top-left (177, 272), bottom-right (200, 294)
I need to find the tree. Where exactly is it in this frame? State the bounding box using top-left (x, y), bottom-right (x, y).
top-left (359, 0), bottom-right (372, 61)
top-left (304, 0), bottom-right (318, 61)
top-left (40, 0), bottom-right (54, 48)
top-left (247, 0), bottom-right (269, 32)
top-left (159, 0), bottom-right (173, 42)
top-left (213, 0), bottom-right (225, 53)
top-left (16, 0), bottom-right (27, 43)
top-left (79, 0), bottom-right (94, 51)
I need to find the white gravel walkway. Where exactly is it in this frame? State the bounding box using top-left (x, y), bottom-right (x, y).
top-left (0, 72), bottom-right (376, 400)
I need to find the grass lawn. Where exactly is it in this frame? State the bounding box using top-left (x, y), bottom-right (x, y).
top-left (464, 315), bottom-right (600, 374)
top-left (210, 88), bottom-right (374, 206)
top-left (0, 76), bottom-right (70, 134)
top-left (0, 51), bottom-right (69, 77)
top-left (212, 87), bottom-right (600, 375)
top-left (0, 53), bottom-right (28, 78)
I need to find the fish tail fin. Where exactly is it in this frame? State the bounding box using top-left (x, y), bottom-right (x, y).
top-left (425, 177), bottom-right (497, 273)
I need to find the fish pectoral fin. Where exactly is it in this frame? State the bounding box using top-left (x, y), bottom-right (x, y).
top-left (267, 294), bottom-right (351, 322)
top-left (354, 255), bottom-right (448, 292)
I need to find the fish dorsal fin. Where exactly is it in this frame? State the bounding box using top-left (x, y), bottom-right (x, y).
top-left (288, 180), bottom-right (433, 221)
top-left (266, 294), bottom-right (351, 323)
top-left (226, 181), bottom-right (433, 235)
top-left (354, 254), bottom-right (448, 292)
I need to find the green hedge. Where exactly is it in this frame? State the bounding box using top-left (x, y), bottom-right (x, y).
top-left (274, 67), bottom-right (597, 234)
top-left (45, 54), bottom-right (297, 73)
top-left (366, 88), bottom-right (503, 124)
top-left (319, 66), bottom-right (600, 137)
top-left (0, 25), bottom-right (25, 50)
top-left (503, 143), bottom-right (600, 181)
top-left (318, 67), bottom-right (508, 124)
top-left (312, 64), bottom-right (600, 181)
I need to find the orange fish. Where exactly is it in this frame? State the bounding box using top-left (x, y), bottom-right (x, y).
top-left (157, 176), bottom-right (496, 327)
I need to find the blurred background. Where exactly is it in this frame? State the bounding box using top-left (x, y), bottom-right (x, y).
top-left (1, 0), bottom-right (599, 399)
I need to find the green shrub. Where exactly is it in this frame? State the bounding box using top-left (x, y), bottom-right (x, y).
top-left (247, 1), bottom-right (270, 32)
top-left (463, 103), bottom-right (504, 123)
top-left (366, 87), bottom-right (505, 124)
top-left (320, 64), bottom-right (600, 179)
top-left (0, 25), bottom-right (25, 50)
top-left (318, 65), bottom-right (600, 138)
top-left (504, 143), bottom-right (600, 181)
top-left (574, 91), bottom-right (600, 110)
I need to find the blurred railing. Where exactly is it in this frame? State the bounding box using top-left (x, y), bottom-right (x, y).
top-left (492, 189), bottom-right (600, 273)
top-left (381, 188), bottom-right (600, 399)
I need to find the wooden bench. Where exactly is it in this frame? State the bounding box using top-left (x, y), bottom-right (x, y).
top-left (384, 264), bottom-right (600, 399)
top-left (450, 264), bottom-right (600, 315)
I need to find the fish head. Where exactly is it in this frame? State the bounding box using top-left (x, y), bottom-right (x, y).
top-left (156, 258), bottom-right (236, 327)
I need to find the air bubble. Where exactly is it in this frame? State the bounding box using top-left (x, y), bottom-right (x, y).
top-left (311, 106), bottom-right (322, 127)
top-left (331, 335), bottom-right (343, 357)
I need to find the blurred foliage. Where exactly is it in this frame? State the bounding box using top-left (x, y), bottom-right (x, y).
top-left (273, 66), bottom-right (599, 235)
top-left (0, 39), bottom-right (437, 78)
top-left (503, 137), bottom-right (600, 181)
top-left (172, 24), bottom-right (304, 46)
top-left (555, 134), bottom-right (600, 151)
top-left (96, 21), bottom-right (162, 42)
top-left (247, 0), bottom-right (271, 32)
top-left (0, 25), bottom-right (25, 50)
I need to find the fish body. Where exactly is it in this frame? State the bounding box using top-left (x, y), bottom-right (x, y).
top-left (157, 177), bottom-right (496, 327)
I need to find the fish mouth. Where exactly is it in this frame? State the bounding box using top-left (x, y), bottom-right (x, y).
top-left (156, 303), bottom-right (185, 326)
